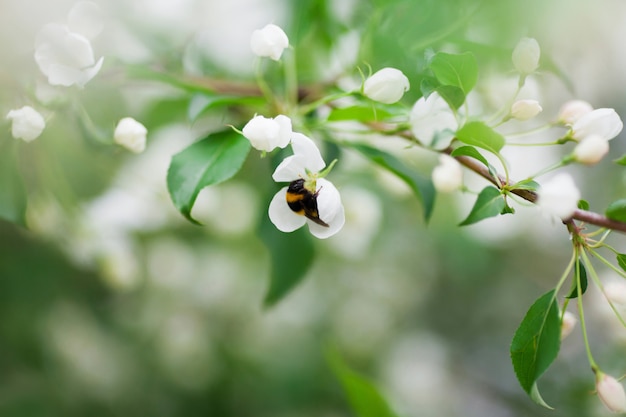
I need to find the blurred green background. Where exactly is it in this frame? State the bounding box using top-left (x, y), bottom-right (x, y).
top-left (2, 0), bottom-right (626, 416)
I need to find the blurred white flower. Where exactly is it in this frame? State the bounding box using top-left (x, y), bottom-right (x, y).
top-left (573, 134), bottom-right (609, 165)
top-left (35, 23), bottom-right (104, 87)
top-left (6, 106), bottom-right (46, 142)
top-left (536, 173), bottom-right (581, 220)
top-left (242, 114), bottom-right (292, 151)
top-left (571, 108), bottom-right (623, 142)
top-left (558, 100), bottom-right (593, 125)
top-left (605, 281), bottom-right (626, 305)
top-left (363, 67), bottom-right (410, 104)
top-left (510, 99), bottom-right (542, 121)
top-left (269, 133), bottom-right (344, 239)
top-left (512, 37), bottom-right (540, 75)
top-left (250, 23), bottom-right (289, 61)
top-left (114, 117), bottom-right (147, 153)
top-left (560, 311), bottom-right (577, 340)
top-left (432, 154), bottom-right (463, 193)
top-left (410, 92), bottom-right (458, 147)
top-left (67, 1), bottom-right (104, 40)
top-left (596, 371), bottom-right (626, 413)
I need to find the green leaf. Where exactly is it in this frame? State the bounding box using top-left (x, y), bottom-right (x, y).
top-left (605, 199), bottom-right (626, 223)
top-left (510, 290), bottom-right (560, 409)
top-left (167, 130), bottom-right (250, 223)
top-left (578, 200), bottom-right (590, 211)
top-left (327, 105), bottom-right (393, 122)
top-left (188, 93), bottom-right (264, 122)
top-left (0, 139), bottom-right (27, 225)
top-left (459, 186), bottom-right (505, 226)
top-left (349, 144), bottom-right (435, 221)
top-left (512, 179), bottom-right (540, 192)
top-left (566, 259), bottom-right (588, 299)
top-left (616, 254), bottom-right (626, 272)
top-left (430, 51), bottom-right (478, 95)
top-left (456, 121), bottom-right (505, 155)
top-left (613, 154), bottom-right (626, 166)
top-left (327, 348), bottom-right (399, 417)
top-left (435, 85), bottom-right (466, 110)
top-left (259, 211), bottom-right (315, 307)
top-left (450, 145), bottom-right (489, 167)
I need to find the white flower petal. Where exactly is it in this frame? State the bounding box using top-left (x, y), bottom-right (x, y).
top-left (410, 93), bottom-right (458, 147)
top-left (432, 154), bottom-right (463, 193)
top-left (250, 24), bottom-right (289, 61)
top-left (558, 100), bottom-right (593, 125)
top-left (537, 173), bottom-right (581, 220)
top-left (114, 117), bottom-right (147, 153)
top-left (512, 37), bottom-right (540, 74)
top-left (596, 372), bottom-right (626, 413)
top-left (242, 114), bottom-right (292, 152)
top-left (572, 108), bottom-right (623, 141)
top-left (307, 178), bottom-right (344, 239)
top-left (573, 134), bottom-right (609, 165)
top-left (268, 187), bottom-right (306, 232)
top-left (510, 99), bottom-right (542, 121)
top-left (272, 133), bottom-right (325, 182)
top-left (6, 106), bottom-right (46, 142)
top-left (363, 67), bottom-right (410, 104)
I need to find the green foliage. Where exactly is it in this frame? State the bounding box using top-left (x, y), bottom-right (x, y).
top-left (605, 199), bottom-right (626, 223)
top-left (259, 212), bottom-right (316, 307)
top-left (614, 154), bottom-right (626, 166)
top-left (459, 186), bottom-right (505, 226)
top-left (616, 254), bottom-right (626, 272)
top-left (0, 139), bottom-right (26, 225)
top-left (510, 290), bottom-right (560, 408)
top-left (511, 179), bottom-right (540, 192)
top-left (456, 121), bottom-right (505, 155)
top-left (328, 349), bottom-right (399, 417)
top-left (327, 105), bottom-right (394, 122)
top-left (167, 130), bottom-right (251, 223)
top-left (187, 93), bottom-right (265, 122)
top-left (565, 260), bottom-right (587, 299)
top-left (430, 51), bottom-right (478, 95)
top-left (349, 143), bottom-right (435, 220)
top-left (450, 145), bottom-right (489, 167)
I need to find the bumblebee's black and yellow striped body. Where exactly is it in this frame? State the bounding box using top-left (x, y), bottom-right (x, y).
top-left (286, 179), bottom-right (329, 227)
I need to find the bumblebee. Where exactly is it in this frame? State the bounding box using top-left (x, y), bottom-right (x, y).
top-left (285, 179), bottom-right (329, 227)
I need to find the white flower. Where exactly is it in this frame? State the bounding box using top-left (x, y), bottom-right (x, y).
top-left (250, 24), bottom-right (289, 61)
top-left (573, 134), bottom-right (609, 165)
top-left (35, 23), bottom-right (104, 87)
top-left (510, 99), bottom-right (542, 121)
top-left (6, 106), bottom-right (46, 142)
top-left (560, 311), bottom-right (577, 340)
top-left (67, 1), bottom-right (104, 40)
top-left (605, 281), bottom-right (626, 305)
top-left (269, 133), bottom-right (344, 239)
top-left (558, 100), bottom-right (593, 125)
top-left (536, 173), bottom-right (581, 220)
top-left (114, 117), bottom-right (147, 153)
top-left (571, 108), bottom-right (623, 142)
top-left (596, 371), bottom-right (626, 413)
top-left (512, 37), bottom-right (540, 75)
top-left (242, 115), bottom-right (292, 152)
top-left (432, 154), bottom-right (463, 193)
top-left (363, 67), bottom-right (410, 104)
top-left (410, 92), bottom-right (458, 147)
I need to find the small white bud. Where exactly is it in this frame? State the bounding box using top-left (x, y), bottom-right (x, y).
top-left (512, 37), bottom-right (540, 75)
top-left (558, 100), bottom-right (593, 125)
top-left (573, 134), bottom-right (609, 165)
top-left (363, 67), bottom-right (410, 104)
top-left (605, 281), bottom-right (626, 306)
top-left (536, 173), bottom-right (581, 220)
top-left (432, 154), bottom-right (463, 193)
top-left (571, 108), bottom-right (623, 142)
top-left (250, 24), bottom-right (289, 61)
top-left (510, 99), bottom-right (542, 121)
top-left (114, 117), bottom-right (147, 153)
top-left (242, 114), bottom-right (292, 152)
top-left (6, 106), bottom-right (46, 142)
top-left (560, 311), bottom-right (577, 340)
top-left (596, 371), bottom-right (626, 413)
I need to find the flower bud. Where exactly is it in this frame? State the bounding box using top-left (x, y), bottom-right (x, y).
top-left (560, 311), bottom-right (577, 340)
top-left (432, 154), bottom-right (463, 193)
top-left (242, 114), bottom-right (292, 152)
top-left (512, 37), bottom-right (540, 74)
top-left (511, 99), bottom-right (542, 121)
top-left (6, 106), bottom-right (46, 142)
top-left (536, 173), bottom-right (581, 220)
top-left (573, 134), bottom-right (609, 165)
top-left (250, 24), bottom-right (289, 61)
top-left (596, 371), bottom-right (626, 413)
top-left (571, 108), bottom-right (623, 142)
top-left (114, 117), bottom-right (147, 153)
top-left (363, 67), bottom-right (410, 104)
top-left (605, 281), bottom-right (626, 306)
top-left (558, 100), bottom-right (593, 125)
